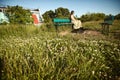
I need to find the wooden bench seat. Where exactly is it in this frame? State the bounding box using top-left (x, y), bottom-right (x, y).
top-left (53, 18), bottom-right (73, 31)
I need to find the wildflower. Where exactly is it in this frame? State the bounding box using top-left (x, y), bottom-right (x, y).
top-left (92, 71), bottom-right (95, 75)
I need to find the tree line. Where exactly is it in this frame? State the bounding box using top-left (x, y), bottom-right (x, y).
top-left (2, 5), bottom-right (120, 24)
top-left (43, 8), bottom-right (120, 23)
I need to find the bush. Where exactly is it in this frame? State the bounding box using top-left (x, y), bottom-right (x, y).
top-left (6, 5), bottom-right (33, 24)
top-left (115, 13), bottom-right (120, 20)
top-left (80, 13), bottom-right (105, 22)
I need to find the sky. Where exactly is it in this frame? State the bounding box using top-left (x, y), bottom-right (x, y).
top-left (0, 0), bottom-right (120, 16)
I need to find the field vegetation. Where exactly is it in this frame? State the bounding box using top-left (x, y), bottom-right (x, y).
top-left (0, 5), bottom-right (120, 80)
top-left (0, 20), bottom-right (120, 80)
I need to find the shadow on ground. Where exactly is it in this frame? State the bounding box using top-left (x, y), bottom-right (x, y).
top-left (71, 28), bottom-right (102, 36)
top-left (71, 28), bottom-right (86, 33)
top-left (111, 32), bottom-right (120, 40)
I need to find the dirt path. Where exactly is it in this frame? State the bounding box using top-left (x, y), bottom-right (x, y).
top-left (59, 29), bottom-right (102, 36)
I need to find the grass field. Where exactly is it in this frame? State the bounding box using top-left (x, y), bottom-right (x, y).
top-left (0, 20), bottom-right (120, 80)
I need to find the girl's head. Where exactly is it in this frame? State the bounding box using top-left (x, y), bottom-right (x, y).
top-left (71, 10), bottom-right (74, 15)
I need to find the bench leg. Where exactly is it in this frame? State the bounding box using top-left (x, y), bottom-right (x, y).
top-left (101, 24), bottom-right (105, 34)
top-left (106, 25), bottom-right (109, 35)
top-left (55, 25), bottom-right (58, 32)
top-left (104, 24), bottom-right (109, 35)
top-left (101, 24), bottom-right (110, 35)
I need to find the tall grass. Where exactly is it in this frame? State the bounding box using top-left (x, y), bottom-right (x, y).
top-left (83, 20), bottom-right (120, 39)
top-left (83, 20), bottom-right (102, 31)
top-left (83, 20), bottom-right (120, 31)
top-left (0, 24), bottom-right (40, 38)
top-left (0, 23), bottom-right (120, 80)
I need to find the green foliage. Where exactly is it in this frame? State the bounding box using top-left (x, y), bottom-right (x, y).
top-left (55, 7), bottom-right (70, 18)
top-left (0, 24), bottom-right (38, 38)
top-left (42, 7), bottom-right (120, 23)
top-left (80, 13), bottom-right (105, 22)
top-left (83, 21), bottom-right (102, 31)
top-left (115, 13), bottom-right (120, 20)
top-left (42, 10), bottom-right (55, 23)
top-left (6, 5), bottom-right (33, 24)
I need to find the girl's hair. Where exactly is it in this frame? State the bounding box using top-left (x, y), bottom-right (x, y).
top-left (70, 10), bottom-right (74, 15)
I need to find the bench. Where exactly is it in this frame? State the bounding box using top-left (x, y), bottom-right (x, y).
top-left (100, 15), bottom-right (114, 35)
top-left (53, 18), bottom-right (73, 31)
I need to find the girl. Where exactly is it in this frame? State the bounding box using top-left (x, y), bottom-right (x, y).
top-left (70, 10), bottom-right (82, 30)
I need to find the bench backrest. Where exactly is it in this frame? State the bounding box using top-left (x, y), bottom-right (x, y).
top-left (104, 16), bottom-right (114, 25)
top-left (53, 18), bottom-right (71, 23)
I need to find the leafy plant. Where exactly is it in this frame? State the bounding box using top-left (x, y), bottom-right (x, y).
top-left (6, 5), bottom-right (33, 24)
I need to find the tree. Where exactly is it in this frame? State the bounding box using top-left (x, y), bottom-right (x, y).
top-left (42, 7), bottom-right (70, 23)
top-left (55, 7), bottom-right (70, 18)
top-left (6, 5), bottom-right (33, 24)
top-left (42, 10), bottom-right (55, 23)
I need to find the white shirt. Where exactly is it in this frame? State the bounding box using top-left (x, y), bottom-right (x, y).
top-left (71, 14), bottom-right (76, 21)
